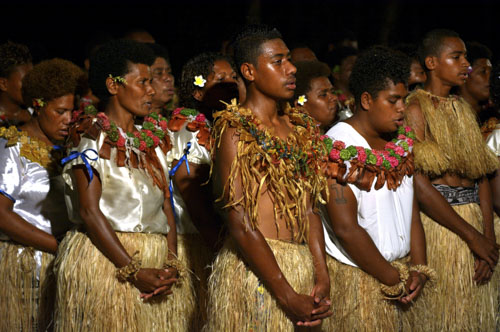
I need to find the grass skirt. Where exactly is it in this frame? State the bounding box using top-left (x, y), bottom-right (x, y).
top-left (177, 233), bottom-right (213, 331)
top-left (0, 241), bottom-right (55, 332)
top-left (324, 256), bottom-right (407, 332)
top-left (203, 238), bottom-right (320, 331)
top-left (54, 230), bottom-right (194, 332)
top-left (404, 203), bottom-right (499, 332)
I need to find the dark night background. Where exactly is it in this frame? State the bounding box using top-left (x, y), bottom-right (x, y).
top-left (1, 0), bottom-right (499, 75)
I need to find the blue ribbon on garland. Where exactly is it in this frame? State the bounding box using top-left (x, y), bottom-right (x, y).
top-left (0, 189), bottom-right (15, 203)
top-left (168, 142), bottom-right (191, 220)
top-left (61, 149), bottom-right (99, 183)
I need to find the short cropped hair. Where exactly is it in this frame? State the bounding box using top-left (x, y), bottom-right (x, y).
top-left (0, 41), bottom-right (32, 78)
top-left (89, 39), bottom-right (156, 105)
top-left (293, 61), bottom-right (331, 100)
top-left (22, 58), bottom-right (85, 108)
top-left (179, 52), bottom-right (235, 109)
top-left (466, 41), bottom-right (492, 66)
top-left (349, 45), bottom-right (410, 103)
top-left (146, 43), bottom-right (170, 64)
top-left (418, 29), bottom-right (460, 70)
top-left (232, 24), bottom-right (282, 75)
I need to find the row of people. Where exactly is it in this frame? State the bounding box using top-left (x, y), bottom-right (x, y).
top-left (0, 25), bottom-right (499, 331)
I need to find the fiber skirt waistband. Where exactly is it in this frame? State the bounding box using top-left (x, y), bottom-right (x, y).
top-left (432, 183), bottom-right (479, 205)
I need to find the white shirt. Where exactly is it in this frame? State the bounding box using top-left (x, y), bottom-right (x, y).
top-left (323, 122), bottom-right (413, 267)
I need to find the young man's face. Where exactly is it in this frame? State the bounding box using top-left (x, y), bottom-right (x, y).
top-left (464, 58), bottom-right (492, 102)
top-left (368, 81), bottom-right (407, 133)
top-left (433, 37), bottom-right (470, 87)
top-left (253, 39), bottom-right (297, 100)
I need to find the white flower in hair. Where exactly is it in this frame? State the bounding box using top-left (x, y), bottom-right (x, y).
top-left (297, 95), bottom-right (307, 106)
top-left (194, 75), bottom-right (206, 87)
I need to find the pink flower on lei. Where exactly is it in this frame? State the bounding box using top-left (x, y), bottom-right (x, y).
top-left (356, 147), bottom-right (367, 163)
top-left (195, 113), bottom-right (206, 122)
top-left (116, 135), bottom-right (126, 147)
top-left (329, 149), bottom-right (341, 160)
top-left (173, 107), bottom-right (183, 115)
top-left (152, 135), bottom-right (160, 146)
top-left (159, 120), bottom-right (168, 130)
top-left (333, 141), bottom-right (346, 150)
top-left (97, 112), bottom-right (111, 131)
top-left (407, 138), bottom-right (414, 147)
top-left (394, 146), bottom-right (405, 156)
top-left (387, 156), bottom-right (399, 167)
top-left (139, 140), bottom-right (147, 151)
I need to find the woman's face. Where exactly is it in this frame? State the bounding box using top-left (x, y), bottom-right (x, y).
top-left (303, 77), bottom-right (338, 129)
top-left (37, 94), bottom-right (74, 142)
top-left (115, 63), bottom-right (155, 117)
top-left (151, 57), bottom-right (175, 106)
top-left (194, 60), bottom-right (238, 101)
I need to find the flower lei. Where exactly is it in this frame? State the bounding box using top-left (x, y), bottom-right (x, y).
top-left (168, 107), bottom-right (210, 149)
top-left (233, 104), bottom-right (325, 179)
top-left (322, 126), bottom-right (416, 191)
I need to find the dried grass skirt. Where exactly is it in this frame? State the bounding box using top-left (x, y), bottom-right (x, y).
top-left (324, 256), bottom-right (407, 332)
top-left (53, 230), bottom-right (194, 332)
top-left (203, 238), bottom-right (320, 332)
top-left (404, 203), bottom-right (499, 332)
top-left (0, 241), bottom-right (55, 332)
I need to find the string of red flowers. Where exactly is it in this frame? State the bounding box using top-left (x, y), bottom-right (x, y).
top-left (321, 126), bottom-right (415, 170)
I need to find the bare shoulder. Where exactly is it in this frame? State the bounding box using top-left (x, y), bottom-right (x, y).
top-left (405, 98), bottom-right (426, 141)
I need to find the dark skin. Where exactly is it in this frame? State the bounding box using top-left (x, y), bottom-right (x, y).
top-left (406, 37), bottom-right (499, 283)
top-left (490, 163), bottom-right (500, 217)
top-left (214, 38), bottom-right (332, 327)
top-left (72, 63), bottom-right (178, 298)
top-left (0, 94), bottom-right (74, 254)
top-left (170, 59), bottom-right (240, 250)
top-left (0, 63), bottom-right (32, 124)
top-left (325, 82), bottom-right (427, 304)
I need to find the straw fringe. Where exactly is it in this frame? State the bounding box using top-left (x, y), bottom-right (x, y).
top-left (54, 230), bottom-right (194, 332)
top-left (177, 233), bottom-right (213, 331)
top-left (324, 256), bottom-right (406, 332)
top-left (406, 89), bottom-right (498, 180)
top-left (0, 241), bottom-right (55, 332)
top-left (404, 204), bottom-right (499, 332)
top-left (203, 238), bottom-right (321, 332)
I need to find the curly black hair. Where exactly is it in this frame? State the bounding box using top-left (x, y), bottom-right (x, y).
top-left (418, 29), bottom-right (460, 71)
top-left (232, 24), bottom-right (282, 77)
top-left (293, 61), bottom-right (331, 100)
top-left (0, 41), bottom-right (32, 78)
top-left (88, 39), bottom-right (156, 105)
top-left (179, 52), bottom-right (235, 109)
top-left (465, 41), bottom-right (492, 67)
top-left (490, 63), bottom-right (500, 108)
top-left (349, 45), bottom-right (410, 104)
top-left (146, 43), bottom-right (170, 64)
top-left (22, 58), bottom-right (85, 108)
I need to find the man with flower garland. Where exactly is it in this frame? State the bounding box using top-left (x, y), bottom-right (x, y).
top-left (404, 29), bottom-right (499, 332)
top-left (204, 25), bottom-right (332, 331)
top-left (321, 45), bottom-right (432, 331)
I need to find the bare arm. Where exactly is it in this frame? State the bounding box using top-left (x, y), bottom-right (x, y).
top-left (73, 165), bottom-right (176, 295)
top-left (490, 165), bottom-right (500, 217)
top-left (324, 179), bottom-right (400, 286)
top-left (0, 194), bottom-right (58, 253)
top-left (215, 127), bottom-right (330, 325)
top-left (306, 210), bottom-right (330, 302)
top-left (400, 193), bottom-right (427, 304)
top-left (172, 160), bottom-right (222, 250)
